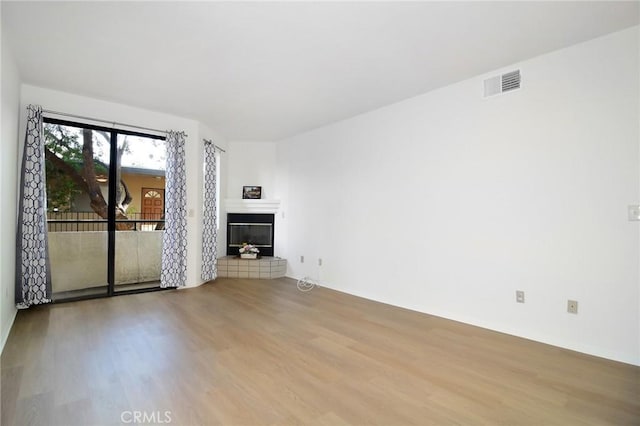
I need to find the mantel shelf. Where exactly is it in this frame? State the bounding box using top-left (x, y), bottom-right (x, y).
top-left (224, 199), bottom-right (281, 214)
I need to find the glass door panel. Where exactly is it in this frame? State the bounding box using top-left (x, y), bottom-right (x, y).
top-left (113, 134), bottom-right (166, 293)
top-left (44, 122), bottom-right (110, 300)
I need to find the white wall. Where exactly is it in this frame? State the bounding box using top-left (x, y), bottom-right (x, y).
top-left (0, 11), bottom-right (21, 352)
top-left (276, 27), bottom-right (640, 365)
top-left (19, 85), bottom-right (219, 290)
top-left (226, 141), bottom-right (282, 256)
top-left (227, 141), bottom-right (277, 199)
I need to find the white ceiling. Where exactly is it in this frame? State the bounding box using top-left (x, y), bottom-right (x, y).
top-left (3, 1), bottom-right (638, 141)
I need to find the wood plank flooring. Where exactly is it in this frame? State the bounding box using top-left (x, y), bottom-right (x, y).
top-left (2, 277), bottom-right (639, 425)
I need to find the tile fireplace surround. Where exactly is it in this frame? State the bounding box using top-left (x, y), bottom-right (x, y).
top-left (216, 256), bottom-right (287, 279)
top-left (221, 199), bottom-right (285, 279)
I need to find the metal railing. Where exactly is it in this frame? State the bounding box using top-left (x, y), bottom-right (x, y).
top-left (47, 212), bottom-right (164, 232)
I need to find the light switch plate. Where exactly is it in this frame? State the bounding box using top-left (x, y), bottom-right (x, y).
top-left (628, 205), bottom-right (640, 221)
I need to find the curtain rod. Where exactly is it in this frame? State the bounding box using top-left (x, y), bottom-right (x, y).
top-left (42, 109), bottom-right (185, 137)
top-left (203, 138), bottom-right (226, 153)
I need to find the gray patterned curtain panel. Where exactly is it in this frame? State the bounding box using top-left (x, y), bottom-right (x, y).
top-left (161, 130), bottom-right (188, 288)
top-left (15, 105), bottom-right (52, 308)
top-left (201, 141), bottom-right (218, 281)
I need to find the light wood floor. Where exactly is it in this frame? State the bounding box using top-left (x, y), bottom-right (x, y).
top-left (2, 278), bottom-right (639, 425)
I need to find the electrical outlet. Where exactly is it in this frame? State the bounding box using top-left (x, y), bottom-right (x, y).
top-left (516, 290), bottom-right (525, 303)
top-left (300, 255), bottom-right (304, 263)
top-left (628, 205), bottom-right (640, 221)
top-left (318, 258), bottom-right (322, 266)
top-left (567, 300), bottom-right (578, 314)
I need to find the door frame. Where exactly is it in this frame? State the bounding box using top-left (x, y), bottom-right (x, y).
top-left (44, 117), bottom-right (168, 301)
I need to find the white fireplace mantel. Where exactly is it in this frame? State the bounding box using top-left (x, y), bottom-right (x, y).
top-left (224, 199), bottom-right (281, 214)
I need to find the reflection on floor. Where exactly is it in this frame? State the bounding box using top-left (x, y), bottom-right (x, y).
top-left (53, 281), bottom-right (161, 301)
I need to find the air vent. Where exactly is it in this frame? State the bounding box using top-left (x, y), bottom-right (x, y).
top-left (501, 70), bottom-right (521, 92)
top-left (484, 69), bottom-right (521, 97)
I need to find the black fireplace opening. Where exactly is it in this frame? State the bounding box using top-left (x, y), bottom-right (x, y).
top-left (227, 213), bottom-right (275, 257)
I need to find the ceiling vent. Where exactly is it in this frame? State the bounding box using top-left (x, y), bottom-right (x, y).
top-left (484, 69), bottom-right (521, 97)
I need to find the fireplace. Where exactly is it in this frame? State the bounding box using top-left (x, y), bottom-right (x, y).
top-left (227, 213), bottom-right (275, 257)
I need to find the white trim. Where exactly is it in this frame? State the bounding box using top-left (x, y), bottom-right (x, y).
top-left (224, 199), bottom-right (281, 214)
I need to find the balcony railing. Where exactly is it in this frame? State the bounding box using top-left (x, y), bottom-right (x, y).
top-left (47, 211), bottom-right (164, 232)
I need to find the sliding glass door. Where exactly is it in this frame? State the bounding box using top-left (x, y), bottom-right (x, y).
top-left (44, 118), bottom-right (166, 300)
top-left (113, 133), bottom-right (166, 293)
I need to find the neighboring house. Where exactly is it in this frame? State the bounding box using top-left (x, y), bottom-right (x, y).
top-left (70, 166), bottom-right (165, 218)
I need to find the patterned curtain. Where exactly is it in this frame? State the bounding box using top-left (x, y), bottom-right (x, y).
top-left (201, 141), bottom-right (218, 281)
top-left (161, 131), bottom-right (188, 288)
top-left (15, 105), bottom-right (52, 308)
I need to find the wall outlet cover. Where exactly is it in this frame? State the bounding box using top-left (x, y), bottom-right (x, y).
top-left (567, 300), bottom-right (578, 314)
top-left (516, 290), bottom-right (525, 303)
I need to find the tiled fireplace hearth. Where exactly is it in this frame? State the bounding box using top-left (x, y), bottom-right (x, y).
top-left (220, 198), bottom-right (286, 279)
top-left (217, 257), bottom-right (287, 279)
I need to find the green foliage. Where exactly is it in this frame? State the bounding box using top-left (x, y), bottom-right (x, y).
top-left (45, 165), bottom-right (78, 211)
top-left (44, 124), bottom-right (82, 168)
top-left (44, 124), bottom-right (82, 211)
